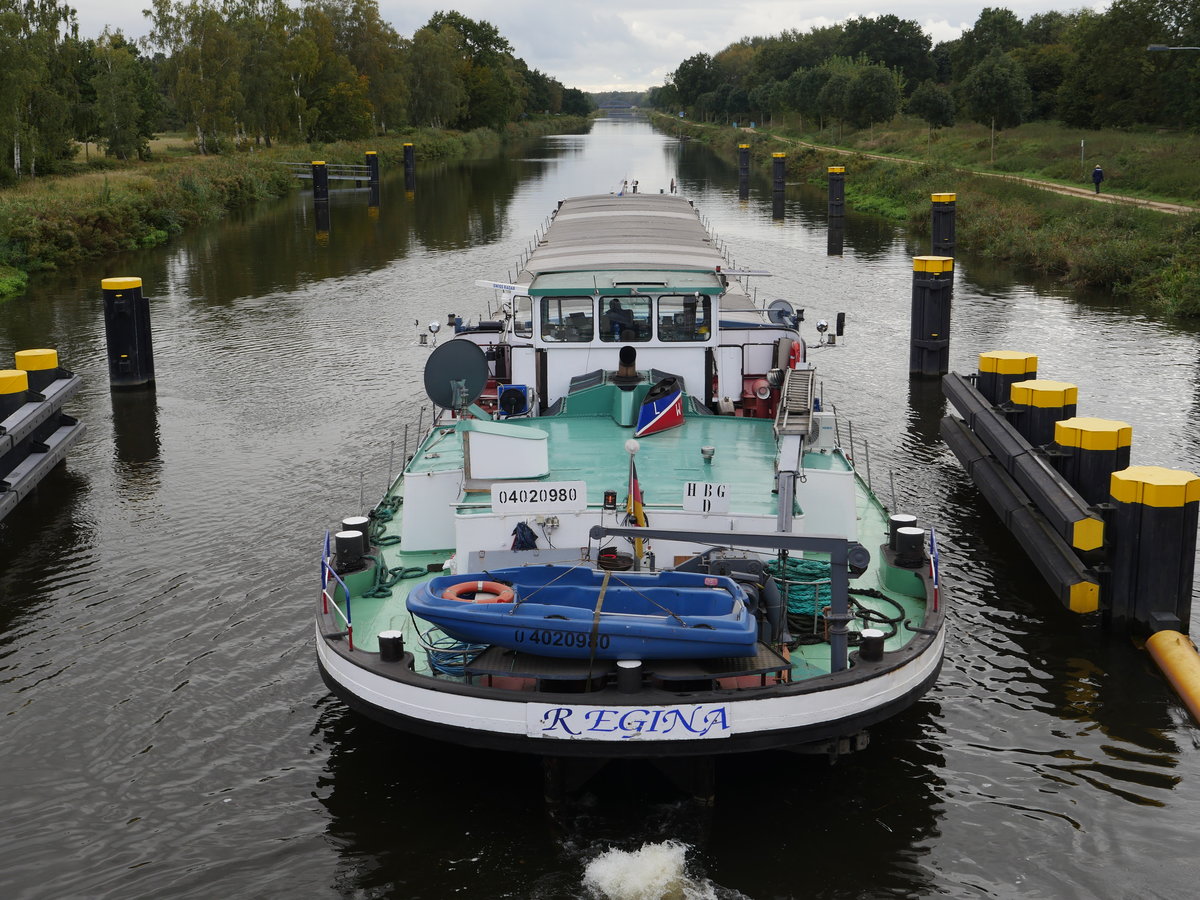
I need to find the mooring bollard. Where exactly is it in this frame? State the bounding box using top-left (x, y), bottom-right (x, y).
top-left (976, 351), bottom-right (1037, 406)
top-left (101, 278), bottom-right (155, 389)
top-left (1108, 466), bottom-right (1199, 634)
top-left (0, 368), bottom-right (27, 421)
top-left (311, 161), bottom-right (329, 202)
top-left (1009, 379), bottom-right (1077, 447)
top-left (365, 150), bottom-right (379, 185)
top-left (738, 143), bottom-right (750, 200)
top-left (828, 166), bottom-right (845, 217)
top-left (932, 192), bottom-right (956, 256)
top-left (1053, 416), bottom-right (1132, 506)
top-left (403, 142), bottom-right (415, 194)
top-left (13, 348), bottom-right (61, 392)
top-left (909, 257), bottom-right (953, 377)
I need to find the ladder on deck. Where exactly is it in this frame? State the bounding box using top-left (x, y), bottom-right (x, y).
top-left (773, 367), bottom-right (815, 438)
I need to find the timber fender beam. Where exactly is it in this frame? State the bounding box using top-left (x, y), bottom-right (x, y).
top-left (943, 373), bottom-right (1103, 552)
top-left (941, 415), bottom-right (1099, 613)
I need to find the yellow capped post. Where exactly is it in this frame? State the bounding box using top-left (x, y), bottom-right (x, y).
top-left (15, 348), bottom-right (58, 371)
top-left (0, 368), bottom-right (30, 421)
top-left (976, 351), bottom-right (1037, 405)
top-left (311, 161), bottom-right (329, 202)
top-left (102, 277), bottom-right (155, 388)
top-left (1054, 416), bottom-right (1132, 504)
top-left (1009, 379), bottom-right (1078, 446)
top-left (828, 165), bottom-right (845, 217)
top-left (15, 348), bottom-right (61, 391)
top-left (1109, 465), bottom-right (1200, 634)
top-left (910, 258), bottom-right (953, 377)
top-left (931, 192), bottom-right (956, 255)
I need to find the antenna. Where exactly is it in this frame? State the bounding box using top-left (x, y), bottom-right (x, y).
top-left (423, 341), bottom-right (488, 411)
top-left (767, 299), bottom-right (799, 327)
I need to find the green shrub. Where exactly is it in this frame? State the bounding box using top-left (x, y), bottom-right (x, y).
top-left (0, 265), bottom-right (28, 298)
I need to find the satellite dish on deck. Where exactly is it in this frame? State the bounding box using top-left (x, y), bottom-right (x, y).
top-left (767, 299), bottom-right (798, 326)
top-left (423, 340), bottom-right (488, 410)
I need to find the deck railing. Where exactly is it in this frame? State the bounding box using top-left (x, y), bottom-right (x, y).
top-left (321, 531), bottom-right (355, 650)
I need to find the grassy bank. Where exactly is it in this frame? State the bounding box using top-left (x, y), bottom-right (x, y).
top-left (655, 113), bottom-right (1200, 318)
top-left (0, 118), bottom-right (587, 299)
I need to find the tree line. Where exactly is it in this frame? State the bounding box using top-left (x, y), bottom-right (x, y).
top-left (647, 2), bottom-right (1200, 141)
top-left (0, 0), bottom-right (594, 182)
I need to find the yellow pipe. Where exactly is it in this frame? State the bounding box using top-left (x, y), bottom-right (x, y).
top-left (1146, 630), bottom-right (1200, 724)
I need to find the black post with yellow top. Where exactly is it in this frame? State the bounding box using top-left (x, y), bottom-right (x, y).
top-left (102, 277), bottom-right (155, 389)
top-left (931, 193), bottom-right (956, 256)
top-left (771, 153), bottom-right (785, 220)
top-left (1108, 466), bottom-right (1199, 634)
top-left (0, 367), bottom-right (27, 422)
top-left (737, 144), bottom-right (750, 200)
top-left (1052, 417), bottom-right (1132, 506)
top-left (909, 257), bottom-right (953, 377)
top-left (976, 351), bottom-right (1037, 406)
top-left (365, 150), bottom-right (379, 185)
top-left (404, 142), bottom-right (416, 193)
top-left (1009, 379), bottom-right (1077, 446)
top-left (311, 161), bottom-right (329, 202)
top-left (828, 166), bottom-right (845, 217)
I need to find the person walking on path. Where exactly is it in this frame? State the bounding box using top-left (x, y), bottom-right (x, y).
top-left (1092, 165), bottom-right (1104, 194)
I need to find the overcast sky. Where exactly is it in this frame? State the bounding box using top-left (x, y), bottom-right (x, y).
top-left (76, 1), bottom-right (1109, 92)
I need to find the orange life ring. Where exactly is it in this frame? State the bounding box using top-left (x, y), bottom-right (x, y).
top-left (441, 580), bottom-right (515, 604)
top-left (788, 340), bottom-right (802, 368)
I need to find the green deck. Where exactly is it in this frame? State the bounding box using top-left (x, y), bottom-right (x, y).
top-left (328, 378), bottom-right (929, 682)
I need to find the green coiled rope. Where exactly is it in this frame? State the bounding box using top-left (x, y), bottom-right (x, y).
top-left (362, 554), bottom-right (428, 599)
top-left (369, 496), bottom-right (403, 546)
top-left (765, 557), bottom-right (832, 615)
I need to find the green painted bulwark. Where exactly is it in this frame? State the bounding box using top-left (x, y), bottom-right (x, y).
top-left (881, 562), bottom-right (925, 596)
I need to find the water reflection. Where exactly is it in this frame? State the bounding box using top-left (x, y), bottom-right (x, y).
top-left (110, 386), bottom-right (161, 501)
top-left (0, 467), bottom-right (90, 636)
top-left (827, 218), bottom-right (844, 256)
top-left (907, 376), bottom-right (947, 447)
top-left (314, 200), bottom-right (331, 245)
top-left (712, 711), bottom-right (946, 898)
top-left (315, 704), bottom-right (555, 896)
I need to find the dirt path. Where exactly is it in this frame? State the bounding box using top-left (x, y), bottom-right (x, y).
top-left (765, 131), bottom-right (1200, 215)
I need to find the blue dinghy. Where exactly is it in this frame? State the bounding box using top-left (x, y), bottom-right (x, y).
top-left (407, 566), bottom-right (756, 660)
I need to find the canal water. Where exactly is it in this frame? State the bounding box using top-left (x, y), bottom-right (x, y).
top-left (2, 118), bottom-right (1198, 899)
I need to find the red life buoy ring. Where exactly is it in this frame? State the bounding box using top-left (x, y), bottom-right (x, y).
top-left (788, 340), bottom-right (801, 368)
top-left (441, 580), bottom-right (515, 604)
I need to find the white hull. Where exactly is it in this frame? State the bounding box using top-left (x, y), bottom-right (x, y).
top-left (317, 621), bottom-right (944, 756)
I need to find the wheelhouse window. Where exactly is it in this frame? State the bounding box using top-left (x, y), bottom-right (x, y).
top-left (599, 296), bottom-right (651, 342)
top-left (539, 297), bottom-right (594, 342)
top-left (513, 295), bottom-right (533, 338)
top-left (658, 294), bottom-right (712, 342)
